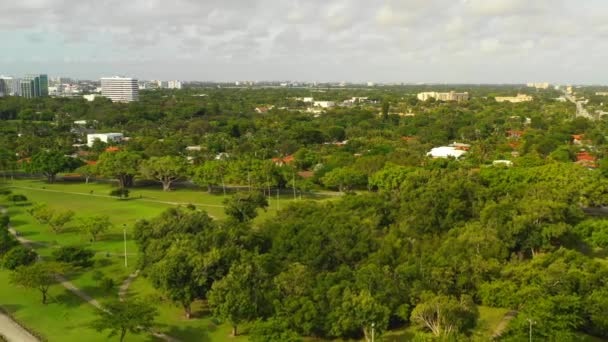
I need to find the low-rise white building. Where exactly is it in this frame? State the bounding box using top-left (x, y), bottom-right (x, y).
top-left (83, 94), bottom-right (100, 102)
top-left (495, 94), bottom-right (533, 103)
top-left (168, 80), bottom-right (182, 89)
top-left (427, 146), bottom-right (467, 159)
top-left (313, 101), bottom-right (335, 108)
top-left (87, 133), bottom-right (124, 147)
top-left (526, 82), bottom-right (550, 89)
top-left (492, 160), bottom-right (513, 167)
top-left (417, 91), bottom-right (469, 102)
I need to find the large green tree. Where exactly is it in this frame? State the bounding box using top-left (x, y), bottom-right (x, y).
top-left (10, 262), bottom-right (68, 304)
top-left (148, 242), bottom-right (208, 319)
top-left (27, 150), bottom-right (71, 183)
top-left (208, 258), bottom-right (270, 336)
top-left (139, 156), bottom-right (189, 191)
top-left (91, 299), bottom-right (157, 342)
top-left (78, 215), bottom-right (112, 242)
top-left (97, 150), bottom-right (142, 188)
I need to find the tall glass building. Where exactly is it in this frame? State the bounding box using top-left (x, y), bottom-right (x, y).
top-left (20, 74), bottom-right (49, 98)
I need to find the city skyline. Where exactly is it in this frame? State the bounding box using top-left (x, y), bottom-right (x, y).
top-left (1, 0), bottom-right (607, 84)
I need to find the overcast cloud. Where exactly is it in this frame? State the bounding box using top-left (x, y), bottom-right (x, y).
top-left (0, 0), bottom-right (605, 83)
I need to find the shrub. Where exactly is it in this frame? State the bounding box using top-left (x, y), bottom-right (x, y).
top-left (2, 246), bottom-right (37, 270)
top-left (0, 230), bottom-right (18, 255)
top-left (100, 277), bottom-right (115, 292)
top-left (0, 214), bottom-right (9, 229)
top-left (6, 194), bottom-right (28, 204)
top-left (109, 188), bottom-right (130, 199)
top-left (52, 246), bottom-right (95, 267)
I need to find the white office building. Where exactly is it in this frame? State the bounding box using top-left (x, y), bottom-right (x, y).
top-left (0, 76), bottom-right (20, 96)
top-left (168, 80), bottom-right (182, 89)
top-left (87, 133), bottom-right (124, 147)
top-left (313, 101), bottom-right (336, 108)
top-left (100, 76), bottom-right (139, 102)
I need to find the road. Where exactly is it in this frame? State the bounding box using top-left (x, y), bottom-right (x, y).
top-left (564, 93), bottom-right (593, 120)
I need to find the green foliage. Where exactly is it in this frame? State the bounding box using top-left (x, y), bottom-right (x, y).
top-left (78, 215), bottom-right (112, 241)
top-left (410, 294), bottom-right (478, 337)
top-left (573, 219), bottom-right (608, 249)
top-left (148, 243), bottom-right (208, 319)
top-left (74, 164), bottom-right (97, 183)
top-left (52, 246), bottom-right (95, 267)
top-left (329, 289), bottom-right (390, 340)
top-left (2, 246), bottom-right (37, 270)
top-left (47, 209), bottom-right (75, 234)
top-left (0, 229), bottom-right (18, 255)
top-left (139, 156), bottom-right (189, 191)
top-left (27, 203), bottom-right (53, 224)
top-left (249, 318), bottom-right (302, 342)
top-left (208, 258), bottom-right (270, 336)
top-left (97, 151), bottom-right (141, 188)
top-left (90, 299), bottom-right (157, 342)
top-left (193, 160), bottom-right (226, 192)
top-left (27, 203), bottom-right (74, 233)
top-left (503, 294), bottom-right (583, 341)
top-left (0, 214), bottom-right (9, 229)
top-left (585, 289), bottom-right (608, 338)
top-left (10, 262), bottom-right (68, 304)
top-left (6, 194), bottom-right (27, 203)
top-left (321, 167), bottom-right (367, 192)
top-left (27, 150), bottom-right (73, 183)
top-left (109, 188), bottom-right (130, 199)
top-left (99, 277), bottom-right (115, 293)
top-left (223, 192), bottom-right (268, 222)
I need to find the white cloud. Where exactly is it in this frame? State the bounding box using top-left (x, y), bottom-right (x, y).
top-left (0, 0), bottom-right (605, 83)
top-left (480, 38), bottom-right (501, 53)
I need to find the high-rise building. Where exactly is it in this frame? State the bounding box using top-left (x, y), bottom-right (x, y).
top-left (168, 80), bottom-right (182, 89)
top-left (20, 74), bottom-right (48, 98)
top-left (0, 76), bottom-right (20, 96)
top-left (100, 76), bottom-right (139, 102)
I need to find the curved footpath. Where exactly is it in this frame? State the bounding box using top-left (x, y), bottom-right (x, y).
top-left (0, 207), bottom-right (179, 342)
top-left (0, 208), bottom-right (40, 342)
top-left (0, 312), bottom-right (39, 342)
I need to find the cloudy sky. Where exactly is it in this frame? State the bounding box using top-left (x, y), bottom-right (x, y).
top-left (0, 0), bottom-right (606, 83)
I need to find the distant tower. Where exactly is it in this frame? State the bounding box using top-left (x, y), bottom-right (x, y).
top-left (20, 74), bottom-right (48, 98)
top-left (100, 76), bottom-right (139, 102)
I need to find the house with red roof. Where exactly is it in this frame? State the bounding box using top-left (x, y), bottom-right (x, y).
top-left (271, 155), bottom-right (295, 166)
top-left (576, 151), bottom-right (598, 168)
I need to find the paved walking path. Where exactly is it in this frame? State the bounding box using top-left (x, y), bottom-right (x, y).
top-left (0, 312), bottom-right (39, 342)
top-left (118, 270), bottom-right (140, 301)
top-left (492, 310), bottom-right (518, 338)
top-left (0, 208), bottom-right (40, 342)
top-left (1, 206), bottom-right (180, 342)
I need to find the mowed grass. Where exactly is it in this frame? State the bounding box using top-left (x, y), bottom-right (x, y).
top-left (128, 276), bottom-right (249, 342)
top-left (0, 270), bottom-right (156, 342)
top-left (1, 179), bottom-right (335, 342)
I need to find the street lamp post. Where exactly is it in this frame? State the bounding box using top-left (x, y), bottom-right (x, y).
top-left (527, 318), bottom-right (535, 342)
top-left (371, 322), bottom-right (375, 342)
top-left (123, 224), bottom-right (128, 268)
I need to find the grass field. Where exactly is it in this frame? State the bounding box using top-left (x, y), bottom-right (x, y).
top-left (0, 178), bottom-right (331, 341)
top-left (4, 178), bottom-right (603, 341)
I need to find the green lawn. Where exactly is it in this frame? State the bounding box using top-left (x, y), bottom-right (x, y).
top-left (0, 179), bottom-right (335, 342)
top-left (0, 270), bottom-right (155, 342)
